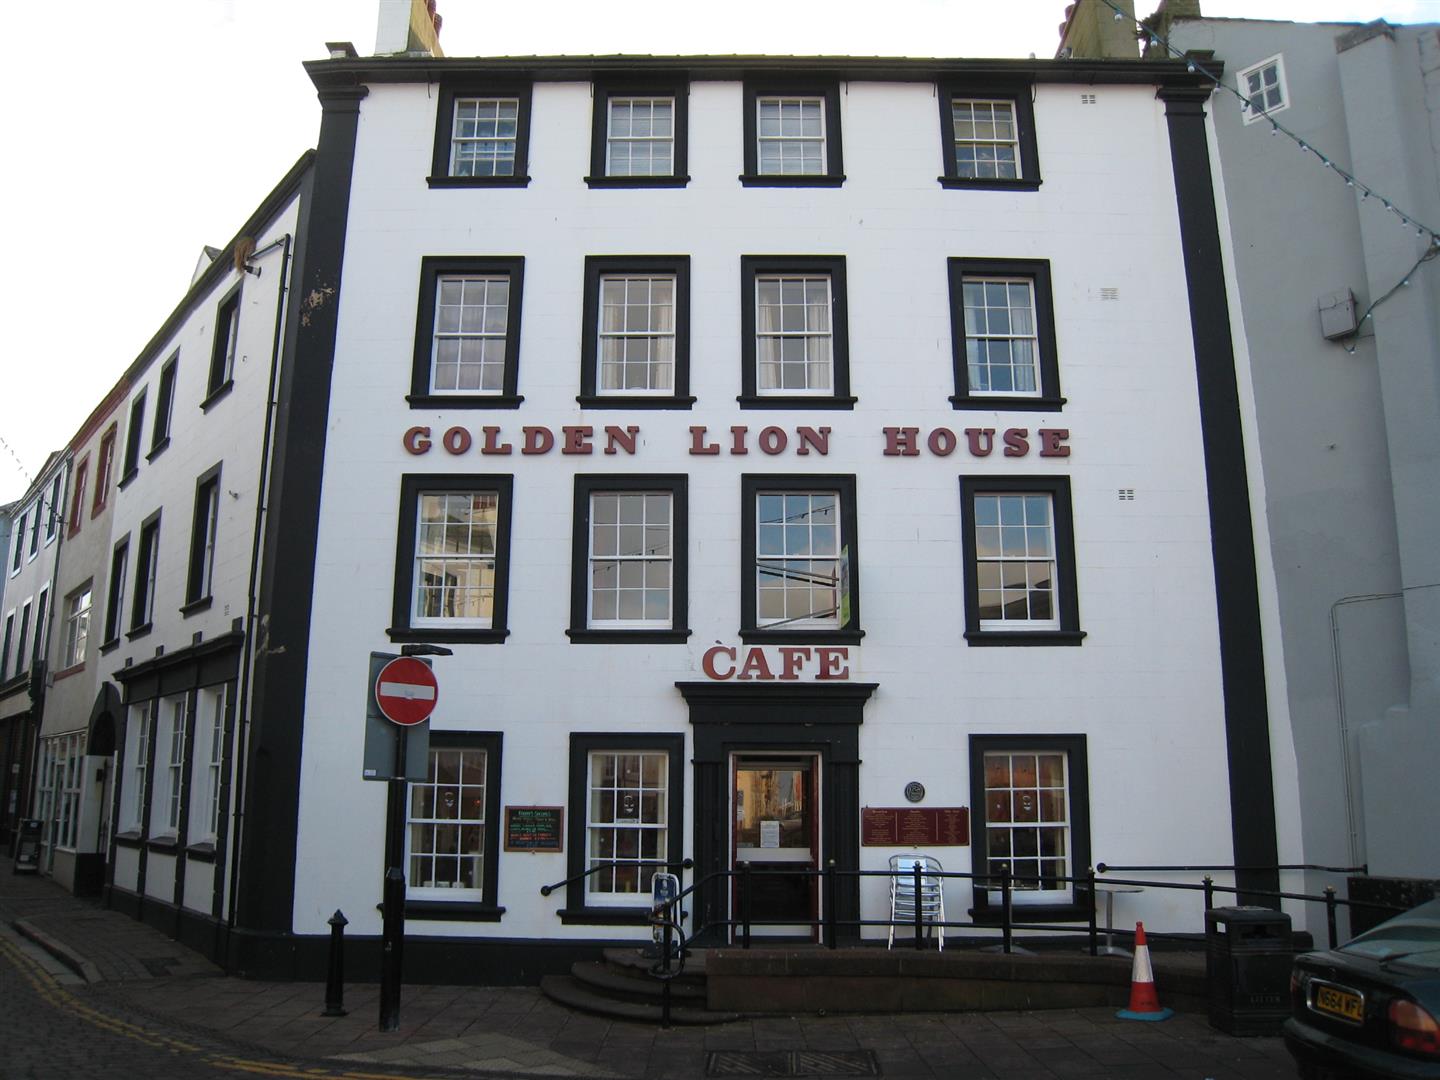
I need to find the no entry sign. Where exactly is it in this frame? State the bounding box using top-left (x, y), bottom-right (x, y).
top-left (374, 656), bottom-right (439, 726)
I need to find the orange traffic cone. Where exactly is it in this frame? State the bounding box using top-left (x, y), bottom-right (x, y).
top-left (1116, 922), bottom-right (1174, 1021)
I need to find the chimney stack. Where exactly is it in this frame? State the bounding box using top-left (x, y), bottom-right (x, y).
top-left (375, 0), bottom-right (443, 57)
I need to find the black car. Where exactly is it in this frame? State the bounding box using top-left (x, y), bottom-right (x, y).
top-left (1286, 898), bottom-right (1440, 1079)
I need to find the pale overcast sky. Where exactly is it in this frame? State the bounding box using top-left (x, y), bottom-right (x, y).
top-left (1, 0), bottom-right (1433, 503)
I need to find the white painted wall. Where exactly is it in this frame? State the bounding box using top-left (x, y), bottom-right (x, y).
top-left (294, 77), bottom-right (1246, 941)
top-left (102, 197), bottom-right (300, 919)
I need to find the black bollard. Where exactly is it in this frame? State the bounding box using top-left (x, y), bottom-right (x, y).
top-left (324, 910), bottom-right (349, 1017)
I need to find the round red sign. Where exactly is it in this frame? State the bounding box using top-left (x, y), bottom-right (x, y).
top-left (374, 656), bottom-right (439, 726)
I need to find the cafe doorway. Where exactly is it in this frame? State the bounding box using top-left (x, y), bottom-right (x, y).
top-left (731, 753), bottom-right (820, 939)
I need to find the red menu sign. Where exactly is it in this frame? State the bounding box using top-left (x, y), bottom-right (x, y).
top-left (861, 807), bottom-right (970, 846)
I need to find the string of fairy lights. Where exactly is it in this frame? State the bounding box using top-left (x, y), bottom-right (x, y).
top-left (1095, 0), bottom-right (1440, 249)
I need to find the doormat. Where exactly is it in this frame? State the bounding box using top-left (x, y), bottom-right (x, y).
top-left (705, 1050), bottom-right (880, 1076)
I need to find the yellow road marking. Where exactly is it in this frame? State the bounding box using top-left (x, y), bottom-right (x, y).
top-left (0, 936), bottom-right (449, 1080)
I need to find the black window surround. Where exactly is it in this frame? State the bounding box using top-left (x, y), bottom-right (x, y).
top-left (741, 79), bottom-right (845, 187)
top-left (739, 473), bottom-right (863, 645)
top-left (183, 463), bottom-right (222, 613)
top-left (968, 733), bottom-right (1091, 923)
top-left (120, 390), bottom-right (147, 488)
top-left (586, 77), bottom-right (690, 188)
top-left (937, 78), bottom-right (1042, 192)
top-left (408, 256), bottom-right (526, 409)
top-left (149, 354), bottom-right (178, 460)
top-left (101, 535), bottom-right (130, 651)
top-left (405, 730), bottom-right (505, 922)
top-left (578, 255), bottom-right (694, 409)
top-left (389, 473), bottom-right (515, 645)
top-left (128, 509), bottom-right (162, 640)
top-left (428, 82), bottom-right (534, 188)
top-left (948, 257), bottom-right (1065, 411)
top-left (959, 475), bottom-right (1084, 647)
top-left (202, 283), bottom-right (241, 409)
top-left (567, 474), bottom-right (690, 644)
top-left (561, 732), bottom-right (685, 925)
top-left (739, 255), bottom-right (856, 409)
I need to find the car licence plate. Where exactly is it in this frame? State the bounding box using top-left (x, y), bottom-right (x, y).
top-left (1310, 980), bottom-right (1364, 1024)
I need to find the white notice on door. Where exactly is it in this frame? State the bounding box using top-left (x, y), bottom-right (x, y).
top-left (760, 820), bottom-right (780, 849)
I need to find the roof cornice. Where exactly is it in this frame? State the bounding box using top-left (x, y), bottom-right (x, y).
top-left (305, 53), bottom-right (1211, 91)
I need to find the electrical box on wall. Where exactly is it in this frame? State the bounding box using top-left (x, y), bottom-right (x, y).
top-left (1319, 289), bottom-right (1358, 340)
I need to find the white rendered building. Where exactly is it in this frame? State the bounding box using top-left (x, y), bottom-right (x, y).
top-left (75, 21), bottom-right (1293, 981)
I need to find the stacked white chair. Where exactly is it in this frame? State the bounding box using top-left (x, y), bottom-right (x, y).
top-left (887, 853), bottom-right (945, 951)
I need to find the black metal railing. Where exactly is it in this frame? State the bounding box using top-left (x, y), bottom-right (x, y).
top-left (541, 859), bottom-right (1411, 957)
top-left (539, 857), bottom-right (693, 897)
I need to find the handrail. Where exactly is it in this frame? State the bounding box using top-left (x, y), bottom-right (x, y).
top-left (538, 857), bottom-right (693, 897)
top-left (1097, 862), bottom-right (1368, 874)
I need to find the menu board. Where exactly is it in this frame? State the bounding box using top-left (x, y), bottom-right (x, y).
top-left (504, 806), bottom-right (564, 852)
top-left (861, 807), bottom-right (970, 846)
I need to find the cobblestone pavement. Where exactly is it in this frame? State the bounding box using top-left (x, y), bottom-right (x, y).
top-left (1, 861), bottom-right (1301, 1079)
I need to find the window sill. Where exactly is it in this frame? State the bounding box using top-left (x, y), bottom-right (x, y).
top-left (98, 638), bottom-right (121, 655)
top-left (51, 662), bottom-right (86, 682)
top-left (180, 596), bottom-right (213, 618)
top-left (200, 380), bottom-right (234, 412)
top-left (146, 835), bottom-right (180, 853)
top-left (387, 626), bottom-right (510, 645)
top-left (949, 395), bottom-right (1068, 412)
top-left (146, 438), bottom-right (171, 463)
top-left (739, 174), bottom-right (845, 188)
top-left (405, 900), bottom-right (506, 922)
top-left (185, 842), bottom-right (217, 863)
top-left (736, 395), bottom-right (857, 411)
top-left (114, 831), bottom-right (143, 849)
top-left (969, 901), bottom-right (1090, 924)
top-left (125, 623), bottom-right (153, 642)
top-left (964, 629), bottom-right (1086, 647)
top-left (557, 906), bottom-right (650, 926)
top-left (584, 175), bottom-right (691, 189)
top-left (739, 628), bottom-right (865, 646)
top-left (117, 468), bottom-right (139, 491)
top-left (0, 672), bottom-right (30, 695)
top-left (575, 395), bottom-right (696, 410)
top-left (566, 628), bottom-right (692, 644)
top-left (406, 393), bottom-right (525, 410)
top-left (426, 175), bottom-right (532, 189)
top-left (938, 177), bottom-right (1043, 192)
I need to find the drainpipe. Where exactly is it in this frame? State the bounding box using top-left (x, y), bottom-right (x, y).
top-left (223, 232), bottom-right (293, 961)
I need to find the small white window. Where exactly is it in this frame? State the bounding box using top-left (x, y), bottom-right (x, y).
top-left (952, 99), bottom-right (1020, 179)
top-left (62, 586), bottom-right (92, 669)
top-left (755, 491), bottom-right (841, 629)
top-left (588, 492), bottom-right (672, 628)
top-left (431, 276), bottom-right (510, 394)
top-left (450, 98), bottom-right (519, 177)
top-left (598, 275), bottom-right (676, 393)
top-left (757, 97), bottom-right (825, 176)
top-left (407, 745), bottom-right (489, 895)
top-left (973, 493), bottom-right (1059, 630)
top-left (962, 278), bottom-right (1039, 396)
top-left (983, 750), bottom-right (1070, 904)
top-left (586, 750), bottom-right (668, 903)
top-left (124, 702), bottom-right (155, 832)
top-left (754, 275), bottom-right (834, 395)
top-left (607, 97), bottom-right (674, 176)
top-left (190, 687), bottom-right (226, 844)
top-left (413, 492), bottom-right (499, 626)
top-left (153, 696), bottom-right (188, 835)
top-left (1238, 55), bottom-right (1288, 124)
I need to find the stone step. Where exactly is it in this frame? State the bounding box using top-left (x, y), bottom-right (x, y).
top-left (539, 975), bottom-right (740, 1025)
top-left (571, 960), bottom-right (706, 1002)
top-left (603, 945), bottom-right (711, 977)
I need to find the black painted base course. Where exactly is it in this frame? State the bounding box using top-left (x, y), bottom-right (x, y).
top-left (706, 1050), bottom-right (880, 1077)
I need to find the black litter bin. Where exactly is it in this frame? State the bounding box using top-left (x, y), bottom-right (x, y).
top-left (1205, 905), bottom-right (1292, 1035)
top-left (13, 818), bottom-right (42, 874)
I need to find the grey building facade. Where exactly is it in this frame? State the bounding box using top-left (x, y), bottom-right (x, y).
top-left (1162, 15), bottom-right (1440, 896)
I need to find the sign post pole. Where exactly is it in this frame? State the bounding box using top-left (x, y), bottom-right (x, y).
top-left (371, 649), bottom-right (446, 1033)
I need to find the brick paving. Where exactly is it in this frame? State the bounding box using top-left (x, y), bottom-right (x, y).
top-left (1, 857), bottom-right (1300, 1078)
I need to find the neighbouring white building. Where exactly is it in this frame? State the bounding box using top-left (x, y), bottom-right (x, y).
top-left (30, 3), bottom-right (1309, 983)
